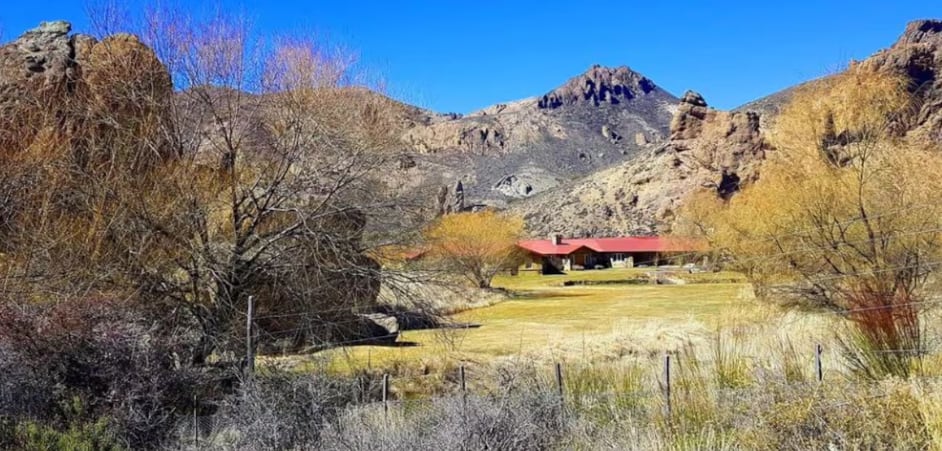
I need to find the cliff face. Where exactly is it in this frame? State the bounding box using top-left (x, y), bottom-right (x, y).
top-left (860, 19), bottom-right (942, 146)
top-left (513, 91), bottom-right (770, 237)
top-left (515, 19), bottom-right (942, 238)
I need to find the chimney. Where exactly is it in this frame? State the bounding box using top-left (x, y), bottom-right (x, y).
top-left (551, 234), bottom-right (563, 245)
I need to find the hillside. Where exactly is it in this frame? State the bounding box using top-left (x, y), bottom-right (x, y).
top-left (387, 65), bottom-right (679, 211)
top-left (2, 19), bottom-right (940, 239)
top-left (512, 91), bottom-right (769, 236)
top-left (512, 19), bottom-right (942, 237)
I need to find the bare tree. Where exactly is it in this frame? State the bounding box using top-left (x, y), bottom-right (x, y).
top-left (0, 4), bottom-right (437, 364)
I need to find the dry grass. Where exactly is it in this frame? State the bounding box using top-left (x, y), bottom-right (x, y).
top-left (303, 269), bottom-right (757, 374)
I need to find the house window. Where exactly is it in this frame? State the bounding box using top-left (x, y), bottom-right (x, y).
top-left (612, 253), bottom-right (625, 261)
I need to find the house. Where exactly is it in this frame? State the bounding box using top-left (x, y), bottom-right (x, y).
top-left (516, 235), bottom-right (706, 274)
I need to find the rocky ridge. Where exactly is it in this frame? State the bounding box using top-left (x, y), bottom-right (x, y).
top-left (513, 91), bottom-right (769, 236)
top-left (514, 19), bottom-right (942, 238)
top-left (393, 65), bottom-right (679, 208)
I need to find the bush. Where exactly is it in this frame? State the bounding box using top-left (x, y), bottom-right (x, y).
top-left (0, 297), bottom-right (214, 449)
top-left (839, 288), bottom-right (926, 380)
top-left (320, 389), bottom-right (566, 451)
top-left (13, 416), bottom-right (124, 451)
top-left (187, 369), bottom-right (363, 450)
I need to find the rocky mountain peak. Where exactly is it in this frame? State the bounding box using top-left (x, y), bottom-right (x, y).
top-left (670, 90), bottom-right (712, 140)
top-left (895, 19), bottom-right (942, 46)
top-left (680, 90), bottom-right (707, 107)
top-left (537, 64), bottom-right (659, 109)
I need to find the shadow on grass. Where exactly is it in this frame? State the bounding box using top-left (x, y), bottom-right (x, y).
top-left (348, 340), bottom-right (420, 348)
top-left (509, 290), bottom-right (595, 301)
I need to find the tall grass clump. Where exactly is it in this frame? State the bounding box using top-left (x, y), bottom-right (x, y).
top-left (839, 287), bottom-right (926, 380)
top-left (564, 362), bottom-right (648, 422)
top-left (775, 337), bottom-right (809, 384)
top-left (711, 329), bottom-right (752, 389)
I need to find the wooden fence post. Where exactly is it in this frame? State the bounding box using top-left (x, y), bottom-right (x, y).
top-left (460, 365), bottom-right (468, 422)
top-left (382, 373), bottom-right (390, 424)
top-left (193, 396), bottom-right (199, 446)
top-left (460, 365), bottom-right (467, 404)
top-left (245, 296), bottom-right (255, 379)
top-left (815, 344), bottom-right (823, 383)
top-left (555, 362), bottom-right (565, 405)
top-left (664, 354), bottom-right (672, 418)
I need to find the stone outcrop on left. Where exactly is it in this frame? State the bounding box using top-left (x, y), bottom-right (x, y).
top-left (0, 21), bottom-right (172, 158)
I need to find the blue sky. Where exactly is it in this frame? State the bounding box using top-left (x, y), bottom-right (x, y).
top-left (3, 1), bottom-right (941, 113)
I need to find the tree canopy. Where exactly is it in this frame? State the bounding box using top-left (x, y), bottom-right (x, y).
top-left (424, 210), bottom-right (524, 288)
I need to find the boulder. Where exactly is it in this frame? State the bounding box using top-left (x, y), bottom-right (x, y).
top-left (0, 21), bottom-right (173, 159)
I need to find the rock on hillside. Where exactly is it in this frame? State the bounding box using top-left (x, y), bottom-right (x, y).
top-left (859, 19), bottom-right (942, 145)
top-left (0, 21), bottom-right (171, 154)
top-left (517, 19), bottom-right (942, 238)
top-left (396, 65), bottom-right (679, 206)
top-left (514, 91), bottom-right (770, 237)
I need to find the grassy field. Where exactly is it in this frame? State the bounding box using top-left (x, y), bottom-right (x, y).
top-left (305, 268), bottom-right (796, 376)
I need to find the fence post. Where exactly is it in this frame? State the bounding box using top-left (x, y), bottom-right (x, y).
top-left (192, 395), bottom-right (199, 446)
top-left (460, 365), bottom-right (467, 402)
top-left (460, 365), bottom-right (468, 423)
top-left (555, 362), bottom-right (565, 405)
top-left (382, 373), bottom-right (390, 424)
top-left (664, 354), bottom-right (672, 418)
top-left (815, 344), bottom-right (823, 383)
top-left (245, 295), bottom-right (255, 379)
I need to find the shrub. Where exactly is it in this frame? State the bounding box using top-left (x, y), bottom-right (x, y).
top-left (320, 389), bottom-right (566, 451)
top-left (839, 287), bottom-right (926, 380)
top-left (0, 296), bottom-right (213, 449)
top-left (188, 369), bottom-right (362, 450)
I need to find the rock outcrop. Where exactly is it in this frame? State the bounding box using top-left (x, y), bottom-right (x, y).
top-left (0, 21), bottom-right (82, 150)
top-left (537, 65), bottom-right (658, 109)
top-left (860, 19), bottom-right (942, 145)
top-left (0, 21), bottom-right (172, 159)
top-left (514, 93), bottom-right (770, 236)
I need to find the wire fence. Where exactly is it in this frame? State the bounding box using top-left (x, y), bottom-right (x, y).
top-left (179, 348), bottom-right (942, 448)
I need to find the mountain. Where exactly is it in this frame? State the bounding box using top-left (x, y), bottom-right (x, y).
top-left (512, 91), bottom-right (769, 236)
top-left (4, 19), bottom-right (940, 240)
top-left (511, 19), bottom-right (942, 238)
top-left (389, 65), bottom-right (679, 211)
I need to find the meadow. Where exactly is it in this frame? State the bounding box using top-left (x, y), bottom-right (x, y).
top-left (296, 268), bottom-right (840, 387)
top-left (263, 268), bottom-right (942, 450)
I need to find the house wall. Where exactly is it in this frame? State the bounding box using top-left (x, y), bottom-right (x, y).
top-left (518, 253), bottom-right (544, 272)
top-left (609, 253), bottom-right (634, 268)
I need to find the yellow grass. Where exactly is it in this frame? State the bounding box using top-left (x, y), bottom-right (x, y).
top-left (303, 269), bottom-right (776, 375)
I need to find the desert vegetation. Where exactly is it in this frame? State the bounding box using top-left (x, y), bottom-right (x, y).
top-left (1, 3), bottom-right (941, 450)
top-left (0, 3), bottom-right (442, 449)
top-left (679, 67), bottom-right (942, 381)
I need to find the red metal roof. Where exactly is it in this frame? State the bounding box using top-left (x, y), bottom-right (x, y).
top-left (518, 236), bottom-right (705, 256)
